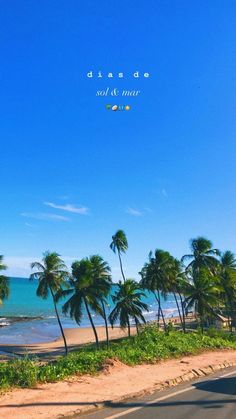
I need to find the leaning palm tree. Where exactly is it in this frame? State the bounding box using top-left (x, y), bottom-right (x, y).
top-left (140, 249), bottom-right (173, 330)
top-left (167, 259), bottom-right (188, 332)
top-left (90, 255), bottom-right (112, 347)
top-left (30, 251), bottom-right (70, 355)
top-left (109, 279), bottom-right (148, 337)
top-left (59, 258), bottom-right (105, 349)
top-left (184, 268), bottom-right (219, 332)
top-left (110, 230), bottom-right (128, 282)
top-left (181, 237), bottom-right (220, 274)
top-left (218, 251), bottom-right (236, 332)
top-left (0, 255), bottom-right (9, 305)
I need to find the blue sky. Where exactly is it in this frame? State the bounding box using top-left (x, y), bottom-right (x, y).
top-left (1, 1), bottom-right (236, 278)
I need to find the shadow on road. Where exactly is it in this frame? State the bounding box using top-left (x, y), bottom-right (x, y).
top-left (1, 376), bottom-right (236, 412)
top-left (193, 376), bottom-right (236, 396)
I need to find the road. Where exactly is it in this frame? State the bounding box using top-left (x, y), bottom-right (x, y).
top-left (78, 367), bottom-right (236, 419)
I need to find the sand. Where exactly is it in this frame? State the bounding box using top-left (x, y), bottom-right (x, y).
top-left (0, 319), bottom-right (235, 419)
top-left (0, 315), bottom-right (194, 360)
top-left (0, 349), bottom-right (236, 419)
top-left (0, 326), bottom-right (137, 359)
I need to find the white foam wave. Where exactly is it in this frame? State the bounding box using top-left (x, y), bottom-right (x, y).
top-left (143, 310), bottom-right (155, 316)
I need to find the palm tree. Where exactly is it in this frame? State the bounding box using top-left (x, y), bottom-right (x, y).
top-left (181, 237), bottom-right (220, 274)
top-left (140, 250), bottom-right (173, 330)
top-left (30, 251), bottom-right (70, 355)
top-left (90, 255), bottom-right (112, 347)
top-left (167, 259), bottom-right (188, 332)
top-left (109, 279), bottom-right (148, 337)
top-left (110, 230), bottom-right (128, 282)
top-left (218, 251), bottom-right (236, 332)
top-left (59, 258), bottom-right (105, 349)
top-left (184, 268), bottom-right (219, 332)
top-left (0, 255), bottom-right (9, 305)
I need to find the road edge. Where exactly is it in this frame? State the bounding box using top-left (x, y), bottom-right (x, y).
top-left (58, 360), bottom-right (236, 418)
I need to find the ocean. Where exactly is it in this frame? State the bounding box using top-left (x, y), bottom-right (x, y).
top-left (0, 278), bottom-right (178, 344)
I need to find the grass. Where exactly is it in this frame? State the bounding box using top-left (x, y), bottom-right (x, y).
top-left (1, 325), bottom-right (236, 389)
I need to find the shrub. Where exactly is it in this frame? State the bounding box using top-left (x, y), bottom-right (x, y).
top-left (0, 357), bottom-right (38, 388)
top-left (1, 326), bottom-right (236, 389)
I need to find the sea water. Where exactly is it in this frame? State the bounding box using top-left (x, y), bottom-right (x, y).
top-left (0, 278), bottom-right (178, 344)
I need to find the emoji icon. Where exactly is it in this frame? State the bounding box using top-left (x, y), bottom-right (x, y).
top-left (112, 105), bottom-right (118, 111)
top-left (125, 105), bottom-right (130, 111)
top-left (106, 104), bottom-right (111, 110)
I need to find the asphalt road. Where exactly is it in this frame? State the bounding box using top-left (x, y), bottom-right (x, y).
top-left (79, 367), bottom-right (236, 419)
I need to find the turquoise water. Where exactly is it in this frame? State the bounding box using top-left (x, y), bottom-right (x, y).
top-left (0, 278), bottom-right (178, 344)
top-left (1, 277), bottom-right (58, 317)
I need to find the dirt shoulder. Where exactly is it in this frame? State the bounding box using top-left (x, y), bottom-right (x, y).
top-left (0, 349), bottom-right (236, 419)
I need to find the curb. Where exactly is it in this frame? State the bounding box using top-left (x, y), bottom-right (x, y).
top-left (58, 360), bottom-right (236, 418)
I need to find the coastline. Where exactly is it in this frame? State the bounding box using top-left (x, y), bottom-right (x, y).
top-left (0, 325), bottom-right (137, 359)
top-left (0, 315), bottom-right (193, 359)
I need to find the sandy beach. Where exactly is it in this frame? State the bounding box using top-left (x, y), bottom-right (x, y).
top-left (0, 315), bottom-right (195, 359)
top-left (0, 314), bottom-right (192, 359)
top-left (0, 317), bottom-right (235, 419)
top-left (0, 325), bottom-right (137, 359)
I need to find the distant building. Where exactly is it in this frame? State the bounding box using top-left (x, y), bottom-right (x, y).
top-left (212, 314), bottom-right (229, 329)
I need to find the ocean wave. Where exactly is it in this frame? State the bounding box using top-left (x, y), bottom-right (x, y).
top-left (143, 310), bottom-right (155, 316)
top-left (163, 308), bottom-right (178, 317)
top-left (0, 321), bottom-right (10, 327)
top-left (163, 308), bottom-right (177, 313)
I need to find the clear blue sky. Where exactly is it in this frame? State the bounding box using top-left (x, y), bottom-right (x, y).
top-left (1, 1), bottom-right (236, 278)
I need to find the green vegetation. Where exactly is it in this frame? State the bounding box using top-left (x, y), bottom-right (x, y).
top-left (30, 252), bottom-right (70, 355)
top-left (89, 255), bottom-right (112, 348)
top-left (140, 249), bottom-right (179, 330)
top-left (1, 233), bottom-right (236, 394)
top-left (109, 279), bottom-right (148, 336)
top-left (181, 237), bottom-right (220, 273)
top-left (140, 237), bottom-right (236, 334)
top-left (110, 229), bottom-right (128, 283)
top-left (1, 326), bottom-right (236, 390)
top-left (218, 251), bottom-right (236, 333)
top-left (1, 234), bottom-right (236, 349)
top-left (56, 256), bottom-right (111, 349)
top-left (0, 255), bottom-right (9, 305)
top-left (184, 268), bottom-right (219, 333)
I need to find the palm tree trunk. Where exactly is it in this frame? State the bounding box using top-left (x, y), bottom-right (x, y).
top-left (225, 293), bottom-right (234, 333)
top-left (101, 299), bottom-right (109, 348)
top-left (127, 316), bottom-right (131, 337)
top-left (118, 251), bottom-right (126, 283)
top-left (227, 312), bottom-right (231, 333)
top-left (173, 292), bottom-right (183, 329)
top-left (50, 288), bottom-right (68, 356)
top-left (157, 307), bottom-right (160, 326)
top-left (135, 318), bottom-right (139, 334)
top-left (178, 292), bottom-right (186, 333)
top-left (198, 302), bottom-right (204, 333)
top-left (228, 300), bottom-right (233, 333)
top-left (200, 316), bottom-right (204, 333)
top-left (84, 298), bottom-right (99, 349)
top-left (153, 291), bottom-right (160, 326)
top-left (154, 291), bottom-right (166, 330)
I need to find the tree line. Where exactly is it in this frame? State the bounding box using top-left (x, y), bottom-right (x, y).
top-left (1, 231), bottom-right (236, 356)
